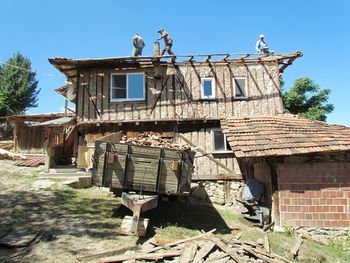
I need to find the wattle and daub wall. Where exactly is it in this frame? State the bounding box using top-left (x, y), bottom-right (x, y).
top-left (75, 62), bottom-right (282, 123)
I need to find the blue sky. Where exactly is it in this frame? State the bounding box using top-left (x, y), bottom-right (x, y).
top-left (1, 0), bottom-right (349, 125)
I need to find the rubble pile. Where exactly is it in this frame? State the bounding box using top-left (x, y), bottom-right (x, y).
top-left (79, 230), bottom-right (291, 263)
top-left (119, 132), bottom-right (189, 150)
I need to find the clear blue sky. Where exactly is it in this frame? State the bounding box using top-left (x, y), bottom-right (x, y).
top-left (1, 0), bottom-right (349, 126)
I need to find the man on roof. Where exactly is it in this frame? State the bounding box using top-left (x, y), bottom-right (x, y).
top-left (132, 33), bottom-right (145, 56)
top-left (256, 34), bottom-right (269, 54)
top-left (157, 29), bottom-right (174, 56)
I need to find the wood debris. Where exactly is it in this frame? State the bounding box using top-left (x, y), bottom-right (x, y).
top-left (0, 231), bottom-right (39, 248)
top-left (92, 229), bottom-right (291, 263)
top-left (119, 132), bottom-right (189, 150)
top-left (0, 148), bottom-right (26, 161)
top-left (290, 238), bottom-right (303, 259)
top-left (0, 140), bottom-right (14, 150)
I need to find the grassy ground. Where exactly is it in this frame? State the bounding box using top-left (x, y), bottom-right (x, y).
top-left (0, 160), bottom-right (349, 262)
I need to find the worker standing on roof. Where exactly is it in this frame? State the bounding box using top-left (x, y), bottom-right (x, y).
top-left (157, 29), bottom-right (174, 56)
top-left (132, 33), bottom-right (145, 56)
top-left (256, 34), bottom-right (269, 54)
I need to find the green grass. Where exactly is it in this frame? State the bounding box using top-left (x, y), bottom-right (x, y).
top-left (268, 232), bottom-right (350, 263)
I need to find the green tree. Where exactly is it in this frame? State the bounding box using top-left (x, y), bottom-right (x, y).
top-left (282, 77), bottom-right (334, 121)
top-left (0, 53), bottom-right (40, 116)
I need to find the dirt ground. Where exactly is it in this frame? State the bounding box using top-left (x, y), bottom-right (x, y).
top-left (0, 160), bottom-right (139, 262)
top-left (0, 160), bottom-right (241, 263)
top-left (0, 160), bottom-right (349, 263)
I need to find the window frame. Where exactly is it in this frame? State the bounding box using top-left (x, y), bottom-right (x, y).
top-left (211, 128), bottom-right (232, 153)
top-left (232, 77), bottom-right (248, 99)
top-left (110, 72), bottom-right (145, 102)
top-left (200, 77), bottom-right (216, 100)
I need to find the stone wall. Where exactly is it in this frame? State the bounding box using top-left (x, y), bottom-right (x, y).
top-left (295, 227), bottom-right (350, 245)
top-left (190, 180), bottom-right (244, 206)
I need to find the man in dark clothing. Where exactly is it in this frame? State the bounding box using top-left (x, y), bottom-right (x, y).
top-left (132, 33), bottom-right (145, 56)
top-left (157, 29), bottom-right (174, 55)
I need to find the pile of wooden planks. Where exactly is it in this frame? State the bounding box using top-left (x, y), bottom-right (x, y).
top-left (0, 140), bottom-right (14, 150)
top-left (119, 132), bottom-right (189, 150)
top-left (0, 148), bottom-right (26, 161)
top-left (93, 230), bottom-right (291, 263)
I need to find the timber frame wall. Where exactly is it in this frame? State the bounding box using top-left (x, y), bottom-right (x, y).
top-left (49, 54), bottom-right (301, 180)
top-left (75, 62), bottom-right (282, 123)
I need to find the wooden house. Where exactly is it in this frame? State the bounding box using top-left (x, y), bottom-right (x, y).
top-left (48, 52), bottom-right (350, 229)
top-left (48, 52), bottom-right (301, 178)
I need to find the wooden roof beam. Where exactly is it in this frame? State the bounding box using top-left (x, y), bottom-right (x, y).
top-left (221, 54), bottom-right (230, 61)
top-left (204, 55), bottom-right (212, 62)
top-left (187, 56), bottom-right (194, 62)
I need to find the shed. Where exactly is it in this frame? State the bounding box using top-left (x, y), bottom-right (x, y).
top-left (222, 114), bottom-right (350, 228)
top-left (6, 113), bottom-right (74, 154)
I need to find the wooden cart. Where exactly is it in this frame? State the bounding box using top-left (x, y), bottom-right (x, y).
top-left (92, 142), bottom-right (195, 236)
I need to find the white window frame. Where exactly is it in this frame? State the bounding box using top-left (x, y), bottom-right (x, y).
top-left (201, 77), bottom-right (216, 99)
top-left (233, 77), bottom-right (248, 99)
top-left (211, 128), bottom-right (232, 153)
top-left (110, 72), bottom-right (145, 102)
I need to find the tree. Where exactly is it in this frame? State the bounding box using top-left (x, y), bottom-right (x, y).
top-left (0, 53), bottom-right (40, 116)
top-left (282, 77), bottom-right (334, 121)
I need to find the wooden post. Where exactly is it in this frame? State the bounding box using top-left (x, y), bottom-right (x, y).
top-left (44, 128), bottom-right (53, 173)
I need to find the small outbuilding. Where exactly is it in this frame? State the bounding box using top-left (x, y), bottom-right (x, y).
top-left (222, 114), bottom-right (350, 228)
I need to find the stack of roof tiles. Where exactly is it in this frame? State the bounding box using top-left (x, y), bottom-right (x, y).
top-left (221, 114), bottom-right (350, 157)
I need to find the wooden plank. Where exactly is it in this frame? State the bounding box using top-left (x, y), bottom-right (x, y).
top-left (178, 242), bottom-right (198, 263)
top-left (208, 236), bottom-right (243, 263)
top-left (290, 239), bottom-right (302, 258)
top-left (102, 70), bottom-right (110, 121)
top-left (264, 234), bottom-right (270, 253)
top-left (99, 249), bottom-right (182, 263)
top-left (142, 229), bottom-right (216, 254)
top-left (193, 240), bottom-right (215, 263)
top-left (96, 70), bottom-right (102, 119)
top-left (178, 134), bottom-right (237, 175)
top-left (76, 245), bottom-right (138, 262)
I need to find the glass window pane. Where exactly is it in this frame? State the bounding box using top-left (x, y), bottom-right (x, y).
top-left (203, 80), bottom-right (213, 97)
top-left (213, 130), bottom-right (226, 151)
top-left (115, 88), bottom-right (126, 98)
top-left (235, 78), bottom-right (246, 97)
top-left (112, 75), bottom-right (126, 99)
top-left (128, 74), bottom-right (144, 99)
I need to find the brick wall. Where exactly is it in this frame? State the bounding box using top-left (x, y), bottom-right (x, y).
top-left (278, 162), bottom-right (350, 227)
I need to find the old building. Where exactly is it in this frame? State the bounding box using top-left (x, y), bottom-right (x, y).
top-left (48, 51), bottom-right (350, 228)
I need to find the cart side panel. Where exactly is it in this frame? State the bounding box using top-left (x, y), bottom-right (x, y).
top-left (158, 158), bottom-right (180, 194)
top-left (92, 141), bottom-right (108, 186)
top-left (125, 155), bottom-right (159, 192)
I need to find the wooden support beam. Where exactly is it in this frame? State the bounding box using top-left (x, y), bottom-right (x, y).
top-left (171, 56), bottom-right (177, 63)
top-left (205, 55), bottom-right (212, 62)
top-left (223, 54), bottom-right (230, 60)
top-left (178, 134), bottom-right (237, 175)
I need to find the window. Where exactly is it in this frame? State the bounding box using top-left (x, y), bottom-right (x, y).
top-left (212, 129), bottom-right (232, 152)
top-left (110, 73), bottom-right (145, 101)
top-left (201, 78), bottom-right (215, 99)
top-left (233, 77), bottom-right (247, 98)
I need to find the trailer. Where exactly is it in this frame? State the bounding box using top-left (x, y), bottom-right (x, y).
top-left (92, 141), bottom-right (195, 236)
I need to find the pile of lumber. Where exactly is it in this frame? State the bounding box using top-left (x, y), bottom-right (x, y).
top-left (120, 132), bottom-right (189, 150)
top-left (0, 140), bottom-right (14, 150)
top-left (88, 230), bottom-right (291, 263)
top-left (0, 149), bottom-right (26, 161)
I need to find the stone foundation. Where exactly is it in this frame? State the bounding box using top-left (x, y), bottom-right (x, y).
top-left (190, 180), bottom-right (244, 206)
top-left (295, 227), bottom-right (350, 245)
